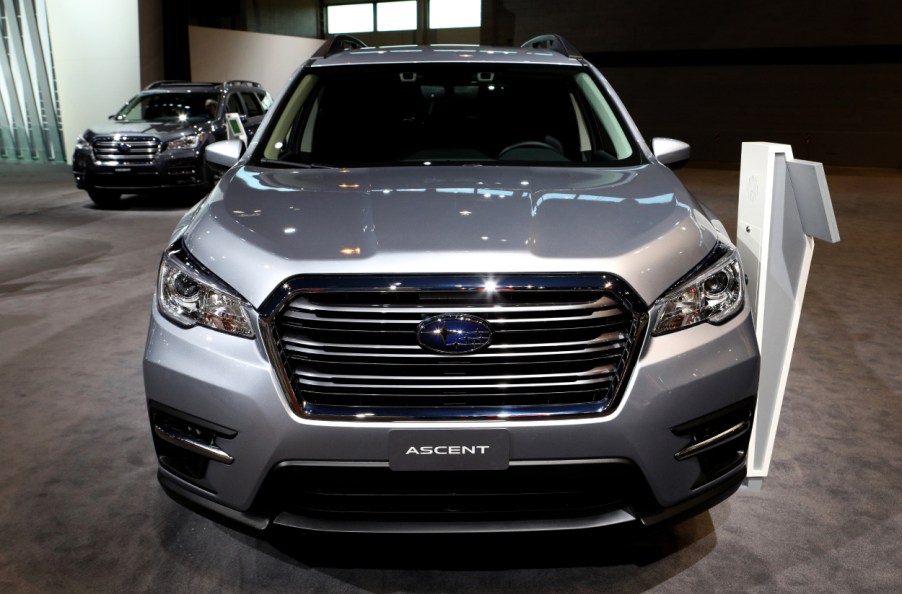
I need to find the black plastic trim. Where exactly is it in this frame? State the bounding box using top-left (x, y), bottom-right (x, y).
top-left (521, 34), bottom-right (583, 59)
top-left (312, 34), bottom-right (369, 59)
top-left (638, 465), bottom-right (746, 527)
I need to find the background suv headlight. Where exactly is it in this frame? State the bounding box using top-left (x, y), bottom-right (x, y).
top-left (652, 244), bottom-right (745, 335)
top-left (157, 241), bottom-right (254, 338)
top-left (166, 131), bottom-right (206, 151)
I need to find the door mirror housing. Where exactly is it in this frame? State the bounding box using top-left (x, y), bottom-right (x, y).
top-left (206, 139), bottom-right (244, 174)
top-left (652, 137), bottom-right (691, 168)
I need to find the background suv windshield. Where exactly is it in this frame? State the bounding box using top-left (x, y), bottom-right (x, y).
top-left (116, 92), bottom-right (219, 123)
top-left (261, 64), bottom-right (639, 167)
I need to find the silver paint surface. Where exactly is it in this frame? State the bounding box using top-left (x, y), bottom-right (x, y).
top-left (184, 163), bottom-right (717, 307)
top-left (143, 42), bottom-right (759, 531)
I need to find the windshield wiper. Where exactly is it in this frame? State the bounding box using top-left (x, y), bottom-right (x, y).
top-left (259, 158), bottom-right (335, 169)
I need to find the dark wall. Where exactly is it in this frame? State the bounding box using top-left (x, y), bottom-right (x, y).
top-left (149, 0), bottom-right (902, 167)
top-left (156, 0), bottom-right (320, 82)
top-left (483, 0), bottom-right (902, 167)
top-left (139, 0), bottom-right (164, 86)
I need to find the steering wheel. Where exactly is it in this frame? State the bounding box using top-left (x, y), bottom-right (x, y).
top-left (498, 140), bottom-right (560, 159)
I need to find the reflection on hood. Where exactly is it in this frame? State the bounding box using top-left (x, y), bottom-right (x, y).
top-left (184, 164), bottom-right (718, 307)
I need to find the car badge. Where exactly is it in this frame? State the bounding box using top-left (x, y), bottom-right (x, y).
top-left (416, 314), bottom-right (492, 354)
top-left (118, 142), bottom-right (132, 152)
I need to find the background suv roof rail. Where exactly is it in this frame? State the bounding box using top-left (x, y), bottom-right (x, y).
top-left (520, 34), bottom-right (583, 59)
top-left (224, 80), bottom-right (262, 88)
top-left (144, 80), bottom-right (189, 90)
top-left (313, 34), bottom-right (369, 59)
top-left (145, 81), bottom-right (220, 90)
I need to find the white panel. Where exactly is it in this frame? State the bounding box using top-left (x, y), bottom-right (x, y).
top-left (377, 1), bottom-right (417, 32)
top-left (327, 3), bottom-right (374, 34)
top-left (189, 27), bottom-right (323, 104)
top-left (737, 142), bottom-right (838, 481)
top-left (429, 0), bottom-right (481, 29)
top-left (46, 0), bottom-right (141, 164)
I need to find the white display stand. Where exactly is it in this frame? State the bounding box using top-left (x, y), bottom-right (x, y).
top-left (225, 112), bottom-right (248, 145)
top-left (736, 142), bottom-right (840, 489)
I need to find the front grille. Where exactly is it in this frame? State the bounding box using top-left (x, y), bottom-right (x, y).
top-left (92, 135), bottom-right (160, 163)
top-left (265, 462), bottom-right (646, 523)
top-left (265, 275), bottom-right (645, 420)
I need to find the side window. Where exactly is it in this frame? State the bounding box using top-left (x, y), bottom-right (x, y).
top-left (263, 74), bottom-right (319, 160)
top-left (256, 91), bottom-right (273, 113)
top-left (574, 73), bottom-right (632, 160)
top-left (226, 93), bottom-right (244, 115)
top-left (241, 92), bottom-right (264, 117)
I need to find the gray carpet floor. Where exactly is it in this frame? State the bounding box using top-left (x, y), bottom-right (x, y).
top-left (0, 162), bottom-right (899, 593)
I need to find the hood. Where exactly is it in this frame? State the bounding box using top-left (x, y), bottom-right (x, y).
top-left (183, 164), bottom-right (720, 308)
top-left (83, 120), bottom-right (208, 140)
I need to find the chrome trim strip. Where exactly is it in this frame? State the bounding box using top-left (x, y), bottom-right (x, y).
top-left (284, 343), bottom-right (623, 359)
top-left (301, 400), bottom-right (614, 419)
top-left (288, 297), bottom-right (621, 314)
top-left (674, 420), bottom-right (751, 461)
top-left (153, 423), bottom-right (235, 465)
top-left (281, 331), bottom-right (626, 351)
top-left (272, 508), bottom-right (637, 533)
top-left (274, 458), bottom-right (628, 468)
top-left (294, 369), bottom-right (616, 388)
top-left (281, 309), bottom-right (624, 325)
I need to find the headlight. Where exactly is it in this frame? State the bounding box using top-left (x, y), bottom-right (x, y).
top-left (166, 131), bottom-right (206, 150)
top-left (157, 242), bottom-right (254, 338)
top-left (75, 135), bottom-right (90, 150)
top-left (652, 244), bottom-right (745, 335)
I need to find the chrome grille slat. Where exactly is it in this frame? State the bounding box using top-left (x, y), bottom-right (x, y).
top-left (293, 376), bottom-right (614, 390)
top-left (280, 313), bottom-right (626, 325)
top-left (281, 330), bottom-right (626, 357)
top-left (287, 296), bottom-right (622, 314)
top-left (284, 344), bottom-right (623, 359)
top-left (267, 275), bottom-right (644, 420)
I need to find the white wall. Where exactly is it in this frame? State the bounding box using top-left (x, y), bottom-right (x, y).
top-left (46, 0), bottom-right (141, 163)
top-left (189, 26), bottom-right (322, 101)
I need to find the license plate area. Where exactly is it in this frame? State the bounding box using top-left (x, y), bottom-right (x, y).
top-left (389, 429), bottom-right (510, 471)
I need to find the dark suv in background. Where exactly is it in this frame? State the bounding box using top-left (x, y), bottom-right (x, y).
top-left (72, 80), bottom-right (271, 207)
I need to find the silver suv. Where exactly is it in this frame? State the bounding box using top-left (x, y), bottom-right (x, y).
top-left (144, 35), bottom-right (759, 532)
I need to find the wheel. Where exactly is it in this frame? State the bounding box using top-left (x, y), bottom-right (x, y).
top-left (87, 189), bottom-right (122, 208)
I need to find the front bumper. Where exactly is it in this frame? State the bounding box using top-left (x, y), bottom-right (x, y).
top-left (73, 148), bottom-right (209, 191)
top-left (143, 303), bottom-right (759, 532)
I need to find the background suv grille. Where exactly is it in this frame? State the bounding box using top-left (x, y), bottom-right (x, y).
top-left (266, 275), bottom-right (645, 420)
top-left (92, 135), bottom-right (160, 163)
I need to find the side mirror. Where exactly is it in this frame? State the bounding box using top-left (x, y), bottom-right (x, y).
top-left (652, 137), bottom-right (690, 168)
top-left (205, 139), bottom-right (244, 174)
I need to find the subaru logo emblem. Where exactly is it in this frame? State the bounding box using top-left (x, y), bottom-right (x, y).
top-left (118, 142), bottom-right (132, 152)
top-left (416, 314), bottom-right (492, 355)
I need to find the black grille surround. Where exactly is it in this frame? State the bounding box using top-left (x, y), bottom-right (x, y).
top-left (260, 275), bottom-right (647, 421)
top-left (91, 135), bottom-right (160, 163)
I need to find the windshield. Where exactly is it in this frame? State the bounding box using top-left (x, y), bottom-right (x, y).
top-left (259, 64), bottom-right (640, 168)
top-left (115, 92), bottom-right (219, 123)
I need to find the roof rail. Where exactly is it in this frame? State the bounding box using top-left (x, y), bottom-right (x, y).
top-left (224, 80), bottom-right (262, 88)
top-left (144, 80), bottom-right (189, 90)
top-left (312, 34), bottom-right (369, 59)
top-left (144, 81), bottom-right (223, 90)
top-left (520, 34), bottom-right (582, 59)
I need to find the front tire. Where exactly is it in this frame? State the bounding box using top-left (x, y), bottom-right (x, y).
top-left (87, 189), bottom-right (121, 208)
